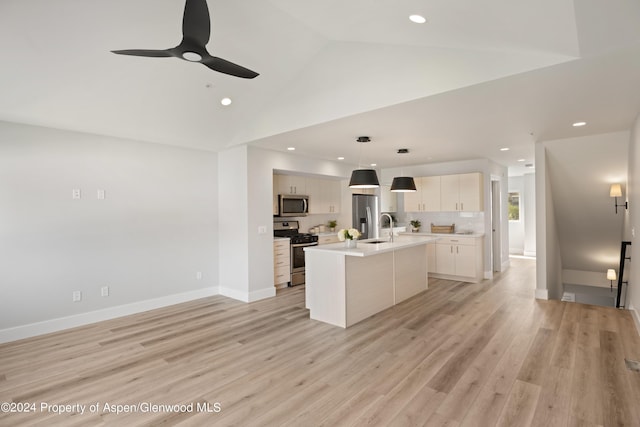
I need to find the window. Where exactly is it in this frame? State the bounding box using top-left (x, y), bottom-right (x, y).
top-left (508, 192), bottom-right (520, 221)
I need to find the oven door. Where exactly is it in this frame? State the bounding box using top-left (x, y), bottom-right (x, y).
top-left (290, 242), bottom-right (317, 286)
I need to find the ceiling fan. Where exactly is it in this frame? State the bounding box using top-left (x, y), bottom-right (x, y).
top-left (112, 0), bottom-right (259, 79)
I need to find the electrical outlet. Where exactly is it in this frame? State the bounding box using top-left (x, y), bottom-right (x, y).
top-left (196, 272), bottom-right (203, 280)
top-left (72, 189), bottom-right (81, 200)
top-left (97, 189), bottom-right (105, 200)
top-left (101, 286), bottom-right (109, 297)
top-left (258, 226), bottom-right (267, 234)
top-left (72, 291), bottom-right (82, 302)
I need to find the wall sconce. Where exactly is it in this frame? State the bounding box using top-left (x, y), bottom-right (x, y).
top-left (607, 269), bottom-right (617, 292)
top-left (609, 184), bottom-right (628, 214)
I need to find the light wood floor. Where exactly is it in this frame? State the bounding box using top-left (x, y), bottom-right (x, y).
top-left (2, 258), bottom-right (640, 426)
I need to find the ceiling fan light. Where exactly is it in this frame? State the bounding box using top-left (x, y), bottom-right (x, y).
top-left (349, 169), bottom-right (380, 189)
top-left (390, 176), bottom-right (417, 192)
top-left (182, 51), bottom-right (202, 62)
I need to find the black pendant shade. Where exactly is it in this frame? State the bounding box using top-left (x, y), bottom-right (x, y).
top-left (390, 176), bottom-right (417, 192)
top-left (349, 169), bottom-right (380, 188)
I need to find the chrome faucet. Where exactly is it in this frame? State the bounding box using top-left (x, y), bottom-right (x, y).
top-left (380, 213), bottom-right (394, 242)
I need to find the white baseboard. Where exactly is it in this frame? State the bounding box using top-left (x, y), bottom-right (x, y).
top-left (535, 288), bottom-right (549, 300)
top-left (524, 250), bottom-right (536, 257)
top-left (629, 302), bottom-right (640, 336)
top-left (219, 286), bottom-right (276, 303)
top-left (0, 287), bottom-right (218, 344)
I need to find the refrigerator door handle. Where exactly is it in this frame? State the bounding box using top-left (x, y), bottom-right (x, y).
top-left (366, 206), bottom-right (372, 238)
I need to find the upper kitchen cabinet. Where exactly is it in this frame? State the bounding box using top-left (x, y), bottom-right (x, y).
top-left (404, 176), bottom-right (441, 212)
top-left (380, 185), bottom-right (397, 212)
top-left (440, 173), bottom-right (483, 212)
top-left (275, 174), bottom-right (307, 195)
top-left (306, 177), bottom-right (341, 214)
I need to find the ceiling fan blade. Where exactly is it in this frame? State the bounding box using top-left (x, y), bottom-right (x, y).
top-left (112, 49), bottom-right (173, 58)
top-left (182, 0), bottom-right (210, 46)
top-left (202, 56), bottom-right (259, 79)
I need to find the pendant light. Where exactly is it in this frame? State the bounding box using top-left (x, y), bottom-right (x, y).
top-left (349, 136), bottom-right (380, 189)
top-left (390, 148), bottom-right (417, 192)
top-left (391, 176), bottom-right (417, 192)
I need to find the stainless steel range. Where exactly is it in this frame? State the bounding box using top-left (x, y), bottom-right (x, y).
top-left (274, 220), bottom-right (318, 286)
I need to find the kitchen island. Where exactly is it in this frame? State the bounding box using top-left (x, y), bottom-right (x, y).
top-left (304, 235), bottom-right (438, 327)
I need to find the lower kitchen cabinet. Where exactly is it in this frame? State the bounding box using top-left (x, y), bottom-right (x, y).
top-left (432, 236), bottom-right (483, 283)
top-left (274, 239), bottom-right (290, 288)
top-left (318, 234), bottom-right (340, 245)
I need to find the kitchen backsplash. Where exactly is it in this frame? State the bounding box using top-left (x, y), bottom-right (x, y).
top-left (396, 211), bottom-right (485, 234)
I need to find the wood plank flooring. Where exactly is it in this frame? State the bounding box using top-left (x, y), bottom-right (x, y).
top-left (1, 257), bottom-right (640, 426)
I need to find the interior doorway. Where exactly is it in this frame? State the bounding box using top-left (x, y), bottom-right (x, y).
top-left (491, 179), bottom-right (502, 273)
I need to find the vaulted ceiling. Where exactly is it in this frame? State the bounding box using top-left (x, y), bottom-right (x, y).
top-left (1, 0), bottom-right (640, 173)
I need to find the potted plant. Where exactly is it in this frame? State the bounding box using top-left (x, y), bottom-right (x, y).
top-left (328, 220), bottom-right (338, 232)
top-left (337, 228), bottom-right (361, 248)
top-left (410, 219), bottom-right (421, 233)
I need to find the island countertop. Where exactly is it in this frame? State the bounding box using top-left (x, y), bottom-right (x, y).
top-left (304, 235), bottom-right (439, 257)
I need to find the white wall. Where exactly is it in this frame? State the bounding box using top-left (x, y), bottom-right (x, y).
top-left (0, 122), bottom-right (219, 341)
top-left (523, 173), bottom-right (536, 256)
top-left (535, 142), bottom-right (563, 299)
top-left (217, 146), bottom-right (353, 302)
top-left (625, 113), bottom-right (640, 332)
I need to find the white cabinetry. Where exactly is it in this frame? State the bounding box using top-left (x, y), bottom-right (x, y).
top-left (426, 242), bottom-right (437, 274)
top-left (380, 185), bottom-right (397, 212)
top-left (307, 178), bottom-right (341, 214)
top-left (274, 239), bottom-right (290, 288)
top-left (433, 236), bottom-right (483, 282)
top-left (404, 176), bottom-right (441, 212)
top-left (276, 174), bottom-right (307, 195)
top-left (440, 173), bottom-right (483, 212)
top-left (318, 234), bottom-right (340, 245)
top-left (274, 174), bottom-right (341, 214)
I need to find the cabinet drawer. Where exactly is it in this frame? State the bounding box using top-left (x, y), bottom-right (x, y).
top-left (274, 256), bottom-right (290, 268)
top-left (274, 248), bottom-right (289, 259)
top-left (436, 236), bottom-right (476, 246)
top-left (274, 240), bottom-right (289, 251)
top-left (318, 235), bottom-right (339, 245)
top-left (274, 265), bottom-right (290, 284)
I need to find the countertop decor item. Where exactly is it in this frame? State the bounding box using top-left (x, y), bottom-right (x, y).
top-left (328, 220), bottom-right (338, 232)
top-left (337, 228), bottom-right (361, 248)
top-left (430, 223), bottom-right (455, 234)
top-left (410, 219), bottom-right (421, 232)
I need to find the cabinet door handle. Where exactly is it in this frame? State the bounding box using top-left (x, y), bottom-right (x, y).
top-left (456, 202), bottom-right (458, 211)
top-left (461, 202), bottom-right (464, 211)
top-left (456, 246), bottom-right (459, 254)
top-left (451, 246), bottom-right (453, 253)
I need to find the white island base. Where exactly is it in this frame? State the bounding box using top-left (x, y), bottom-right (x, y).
top-left (304, 236), bottom-right (435, 328)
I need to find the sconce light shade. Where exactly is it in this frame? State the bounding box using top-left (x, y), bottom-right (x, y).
top-left (349, 169), bottom-right (380, 188)
top-left (610, 184), bottom-right (622, 198)
top-left (607, 269), bottom-right (617, 281)
top-left (390, 176), bottom-right (417, 192)
top-left (610, 183), bottom-right (628, 213)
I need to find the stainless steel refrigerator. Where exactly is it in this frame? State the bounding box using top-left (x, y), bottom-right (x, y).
top-left (352, 194), bottom-right (379, 240)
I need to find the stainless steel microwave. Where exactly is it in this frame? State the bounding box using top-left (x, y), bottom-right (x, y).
top-left (278, 194), bottom-right (309, 217)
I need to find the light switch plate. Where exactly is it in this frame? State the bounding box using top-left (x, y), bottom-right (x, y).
top-left (72, 189), bottom-right (81, 200)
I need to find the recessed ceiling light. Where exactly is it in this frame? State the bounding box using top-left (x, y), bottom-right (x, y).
top-left (409, 14), bottom-right (427, 24)
top-left (517, 158), bottom-right (526, 162)
top-left (500, 147), bottom-right (510, 151)
top-left (370, 163), bottom-right (377, 167)
top-left (573, 121), bottom-right (587, 127)
top-left (220, 97), bottom-right (232, 106)
top-left (337, 157), bottom-right (345, 160)
top-left (287, 147), bottom-right (295, 151)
